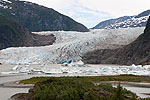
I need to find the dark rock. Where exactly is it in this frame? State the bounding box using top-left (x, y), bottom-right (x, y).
top-left (82, 49), bottom-right (116, 64)
top-left (11, 93), bottom-right (32, 100)
top-left (0, 14), bottom-right (56, 50)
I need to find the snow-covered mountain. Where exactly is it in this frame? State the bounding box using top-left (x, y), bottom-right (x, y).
top-left (0, 27), bottom-right (144, 65)
top-left (93, 10), bottom-right (150, 29)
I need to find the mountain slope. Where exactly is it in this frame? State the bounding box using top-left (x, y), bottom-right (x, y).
top-left (83, 17), bottom-right (150, 65)
top-left (0, 14), bottom-right (56, 50)
top-left (93, 10), bottom-right (150, 29)
top-left (93, 16), bottom-right (133, 29)
top-left (110, 16), bottom-right (150, 65)
top-left (0, 0), bottom-right (88, 32)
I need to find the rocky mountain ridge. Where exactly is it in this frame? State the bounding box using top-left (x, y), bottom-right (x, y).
top-left (93, 10), bottom-right (150, 29)
top-left (0, 14), bottom-right (56, 50)
top-left (0, 0), bottom-right (89, 32)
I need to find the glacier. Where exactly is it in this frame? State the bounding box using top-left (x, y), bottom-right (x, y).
top-left (1, 64), bottom-right (150, 76)
top-left (1, 27), bottom-right (150, 76)
top-left (0, 27), bottom-right (145, 65)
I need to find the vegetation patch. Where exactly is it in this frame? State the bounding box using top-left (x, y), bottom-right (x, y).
top-left (17, 77), bottom-right (137, 100)
top-left (15, 75), bottom-right (150, 100)
top-left (20, 75), bottom-right (150, 84)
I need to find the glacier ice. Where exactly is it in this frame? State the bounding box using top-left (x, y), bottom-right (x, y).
top-left (0, 27), bottom-right (145, 65)
top-left (1, 64), bottom-right (150, 76)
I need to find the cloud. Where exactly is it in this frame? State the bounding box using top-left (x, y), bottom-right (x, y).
top-left (23, 0), bottom-right (75, 10)
top-left (21, 0), bottom-right (150, 28)
top-left (78, 0), bottom-right (150, 17)
top-left (69, 6), bottom-right (114, 28)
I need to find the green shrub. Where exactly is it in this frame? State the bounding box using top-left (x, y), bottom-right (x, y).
top-left (24, 77), bottom-right (137, 100)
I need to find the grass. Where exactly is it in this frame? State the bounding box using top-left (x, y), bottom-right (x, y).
top-left (20, 77), bottom-right (52, 84)
top-left (19, 74), bottom-right (150, 84)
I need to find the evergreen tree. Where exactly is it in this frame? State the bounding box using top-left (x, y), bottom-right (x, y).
top-left (112, 83), bottom-right (125, 100)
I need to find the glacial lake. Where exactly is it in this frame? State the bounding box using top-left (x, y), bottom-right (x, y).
top-left (113, 83), bottom-right (150, 98)
top-left (0, 74), bottom-right (150, 100)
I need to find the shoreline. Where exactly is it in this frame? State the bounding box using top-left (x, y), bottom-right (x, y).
top-left (1, 74), bottom-right (150, 99)
top-left (1, 81), bottom-right (34, 88)
top-left (3, 80), bottom-right (150, 89)
top-left (97, 81), bottom-right (150, 87)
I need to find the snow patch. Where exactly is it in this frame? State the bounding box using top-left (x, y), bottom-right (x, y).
top-left (105, 16), bottom-right (149, 29)
top-left (0, 0), bottom-right (12, 9)
top-left (2, 0), bottom-right (11, 3)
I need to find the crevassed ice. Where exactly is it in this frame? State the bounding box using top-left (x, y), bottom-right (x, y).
top-left (0, 27), bottom-right (145, 65)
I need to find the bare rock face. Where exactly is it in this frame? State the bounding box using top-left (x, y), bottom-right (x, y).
top-left (82, 49), bottom-right (116, 64)
top-left (111, 16), bottom-right (150, 65)
top-left (83, 17), bottom-right (150, 65)
top-left (0, 14), bottom-right (56, 50)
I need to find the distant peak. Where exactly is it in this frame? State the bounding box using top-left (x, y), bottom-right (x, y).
top-left (93, 9), bottom-right (150, 29)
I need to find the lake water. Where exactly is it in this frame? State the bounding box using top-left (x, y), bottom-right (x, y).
top-left (0, 75), bottom-right (34, 100)
top-left (0, 72), bottom-right (150, 99)
top-left (0, 74), bottom-right (87, 100)
top-left (0, 87), bottom-right (29, 100)
top-left (113, 84), bottom-right (150, 98)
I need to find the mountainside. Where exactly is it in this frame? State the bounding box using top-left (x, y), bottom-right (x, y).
top-left (93, 16), bottom-right (133, 29)
top-left (83, 17), bottom-right (150, 65)
top-left (0, 0), bottom-right (88, 32)
top-left (111, 16), bottom-right (150, 65)
top-left (0, 14), bottom-right (56, 50)
top-left (93, 10), bottom-right (150, 29)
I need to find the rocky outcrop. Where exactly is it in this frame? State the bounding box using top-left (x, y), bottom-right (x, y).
top-left (11, 93), bottom-right (32, 100)
top-left (0, 0), bottom-right (89, 32)
top-left (83, 17), bottom-right (150, 65)
top-left (0, 14), bottom-right (56, 50)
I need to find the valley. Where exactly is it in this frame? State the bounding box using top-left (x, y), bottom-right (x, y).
top-left (0, 0), bottom-right (150, 100)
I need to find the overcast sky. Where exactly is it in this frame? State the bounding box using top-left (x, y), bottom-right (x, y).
top-left (23, 0), bottom-right (150, 28)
